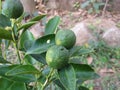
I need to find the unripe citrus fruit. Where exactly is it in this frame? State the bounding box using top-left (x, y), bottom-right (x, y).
top-left (55, 30), bottom-right (76, 49)
top-left (2, 0), bottom-right (24, 19)
top-left (46, 45), bottom-right (69, 69)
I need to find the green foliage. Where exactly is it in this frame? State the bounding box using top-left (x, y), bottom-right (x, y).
top-left (6, 65), bottom-right (40, 76)
top-left (81, 0), bottom-right (105, 14)
top-left (26, 34), bottom-right (55, 55)
top-left (0, 1), bottom-right (100, 90)
top-left (0, 28), bottom-right (12, 40)
top-left (0, 78), bottom-right (26, 90)
top-left (0, 14), bottom-right (11, 28)
top-left (19, 30), bottom-right (35, 50)
top-left (58, 65), bottom-right (76, 90)
top-left (45, 16), bottom-right (60, 35)
top-left (72, 64), bottom-right (99, 84)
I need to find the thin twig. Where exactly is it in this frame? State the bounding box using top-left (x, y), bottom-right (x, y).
top-left (41, 69), bottom-right (54, 90)
top-left (102, 0), bottom-right (109, 17)
top-left (11, 19), bottom-right (22, 64)
top-left (14, 43), bottom-right (22, 64)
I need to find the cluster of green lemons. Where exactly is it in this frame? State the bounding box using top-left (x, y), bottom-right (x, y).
top-left (46, 30), bottom-right (76, 69)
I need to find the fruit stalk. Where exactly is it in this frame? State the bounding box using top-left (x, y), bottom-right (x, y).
top-left (41, 69), bottom-right (54, 90)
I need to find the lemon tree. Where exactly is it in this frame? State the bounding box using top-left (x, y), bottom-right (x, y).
top-left (0, 1), bottom-right (99, 89)
top-left (55, 30), bottom-right (76, 49)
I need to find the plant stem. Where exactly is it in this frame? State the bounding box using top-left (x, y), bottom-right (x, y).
top-left (12, 34), bottom-right (21, 64)
top-left (12, 30), bottom-right (22, 64)
top-left (41, 69), bottom-right (54, 90)
top-left (11, 19), bottom-right (22, 64)
top-left (102, 0), bottom-right (109, 17)
top-left (32, 80), bottom-right (37, 90)
top-left (14, 42), bottom-right (22, 64)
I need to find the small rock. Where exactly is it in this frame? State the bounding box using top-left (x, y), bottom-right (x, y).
top-left (71, 18), bottom-right (120, 47)
top-left (102, 28), bottom-right (120, 47)
top-left (71, 22), bottom-right (95, 46)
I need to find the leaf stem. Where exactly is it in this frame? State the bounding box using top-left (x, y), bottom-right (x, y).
top-left (11, 19), bottom-right (22, 64)
top-left (41, 69), bottom-right (54, 90)
top-left (12, 31), bottom-right (21, 64)
top-left (14, 42), bottom-right (22, 64)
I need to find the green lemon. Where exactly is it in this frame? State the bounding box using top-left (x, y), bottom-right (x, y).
top-left (55, 30), bottom-right (76, 49)
top-left (2, 0), bottom-right (24, 19)
top-left (46, 45), bottom-right (69, 69)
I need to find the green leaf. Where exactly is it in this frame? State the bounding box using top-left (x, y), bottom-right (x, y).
top-left (0, 78), bottom-right (13, 90)
top-left (78, 86), bottom-right (89, 90)
top-left (0, 28), bottom-right (12, 40)
top-left (79, 48), bottom-right (94, 55)
top-left (93, 3), bottom-right (101, 13)
top-left (29, 14), bottom-right (46, 22)
top-left (69, 56), bottom-right (83, 64)
top-left (0, 65), bottom-right (36, 83)
top-left (19, 30), bottom-right (35, 50)
top-left (0, 14), bottom-right (11, 28)
top-left (18, 15), bottom-right (46, 31)
top-left (81, 1), bottom-right (90, 8)
top-left (8, 74), bottom-right (36, 83)
top-left (0, 56), bottom-right (10, 64)
top-left (93, 3), bottom-right (99, 10)
top-left (37, 67), bottom-right (51, 87)
top-left (0, 78), bottom-right (26, 90)
top-left (23, 55), bottom-right (37, 65)
top-left (58, 65), bottom-right (76, 90)
top-left (24, 40), bottom-right (34, 51)
top-left (37, 75), bottom-right (46, 84)
top-left (31, 53), bottom-right (47, 64)
top-left (69, 46), bottom-right (82, 57)
top-left (42, 66), bottom-right (50, 76)
top-left (70, 46), bottom-right (94, 57)
top-left (17, 21), bottom-right (37, 31)
top-left (26, 34), bottom-right (55, 55)
top-left (72, 64), bottom-right (100, 84)
top-left (6, 65), bottom-right (39, 76)
top-left (0, 65), bottom-right (17, 76)
top-left (54, 79), bottom-right (66, 90)
top-left (45, 16), bottom-right (60, 35)
top-left (7, 81), bottom-right (26, 90)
